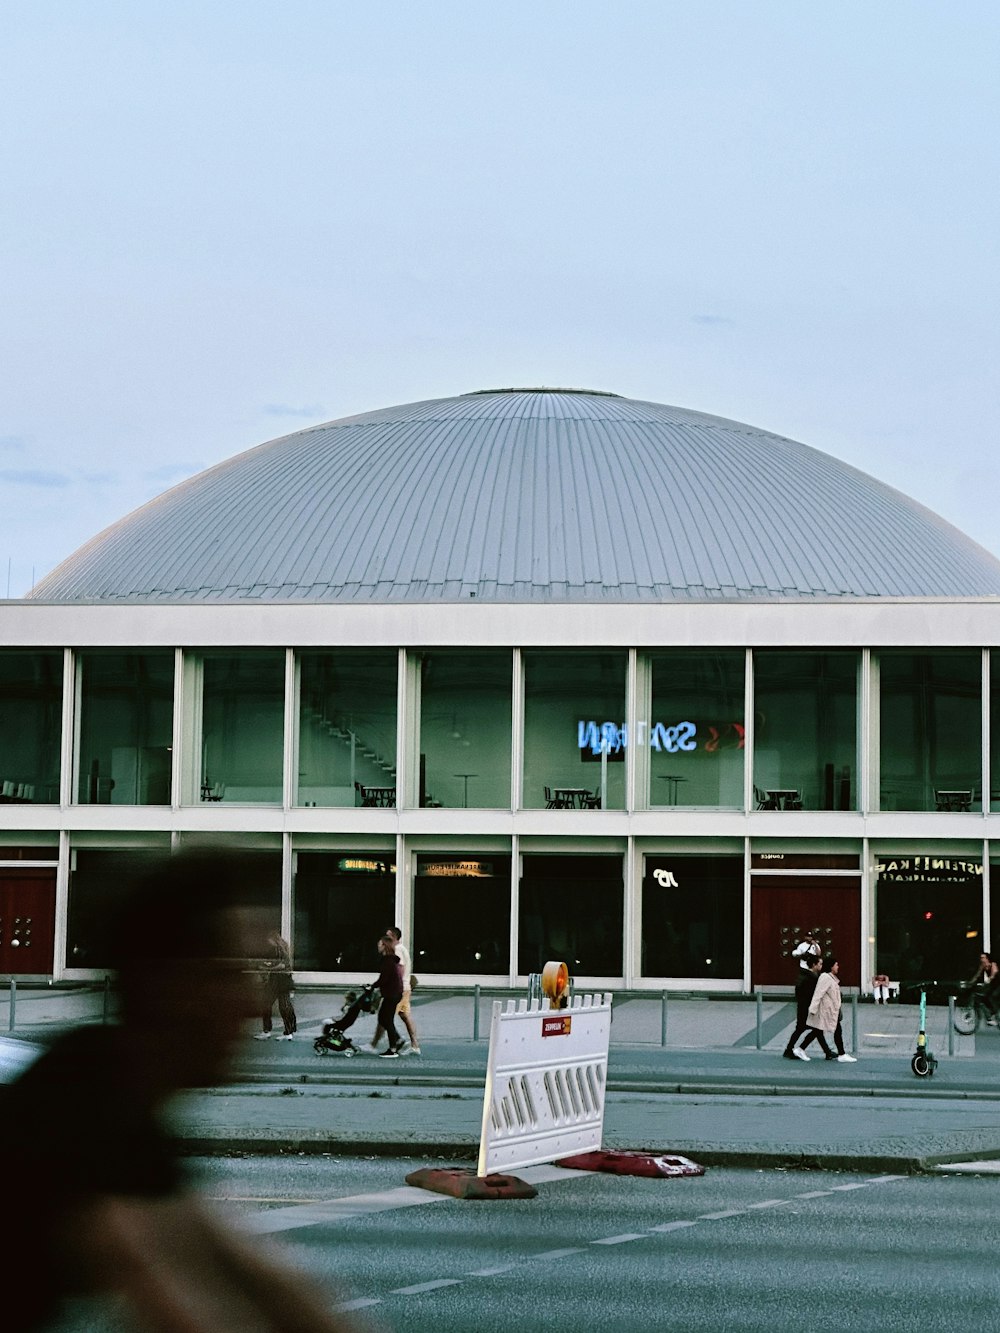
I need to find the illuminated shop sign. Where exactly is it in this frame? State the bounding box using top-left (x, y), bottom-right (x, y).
top-left (877, 856), bottom-right (982, 884)
top-left (420, 860), bottom-right (494, 877)
top-left (577, 720), bottom-right (744, 756)
top-left (337, 858), bottom-right (396, 874)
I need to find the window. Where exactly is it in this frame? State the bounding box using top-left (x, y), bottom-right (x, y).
top-left (648, 651), bottom-right (744, 808)
top-left (414, 855), bottom-right (511, 973)
top-left (875, 854), bottom-right (983, 985)
top-left (0, 651), bottom-right (62, 804)
top-left (518, 855), bottom-right (623, 976)
top-left (523, 652), bottom-right (626, 810)
top-left (879, 652), bottom-right (981, 811)
top-left (753, 651), bottom-right (857, 810)
top-left (201, 653), bottom-right (285, 803)
top-left (298, 652), bottom-right (397, 807)
top-left (641, 854), bottom-right (743, 978)
top-left (294, 851), bottom-right (396, 969)
top-left (76, 652), bottom-right (174, 805)
top-left (417, 652), bottom-right (512, 808)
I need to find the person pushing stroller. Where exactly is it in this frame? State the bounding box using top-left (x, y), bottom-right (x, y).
top-left (372, 933), bottom-right (406, 1058)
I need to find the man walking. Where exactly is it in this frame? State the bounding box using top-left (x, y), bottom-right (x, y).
top-left (783, 952), bottom-right (824, 1059)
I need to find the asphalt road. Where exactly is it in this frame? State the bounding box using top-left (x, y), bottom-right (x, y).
top-left (171, 1156), bottom-right (1000, 1333)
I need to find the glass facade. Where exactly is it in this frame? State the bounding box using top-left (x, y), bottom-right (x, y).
top-left (879, 652), bottom-right (981, 811)
top-left (0, 651), bottom-right (63, 804)
top-left (293, 851), bottom-right (396, 970)
top-left (76, 652), bottom-right (174, 805)
top-left (648, 651), bottom-right (745, 808)
top-left (875, 854), bottom-right (983, 986)
top-left (518, 854), bottom-right (623, 975)
top-left (201, 652), bottom-right (285, 803)
top-left (66, 848), bottom-right (171, 968)
top-left (991, 654), bottom-right (1000, 814)
top-left (417, 651), bottom-right (512, 808)
top-left (5, 642), bottom-right (1000, 983)
top-left (641, 854), bottom-right (743, 978)
top-left (298, 651), bottom-right (398, 807)
top-left (523, 651), bottom-right (627, 810)
top-left (414, 854), bottom-right (511, 973)
top-left (753, 651), bottom-right (858, 811)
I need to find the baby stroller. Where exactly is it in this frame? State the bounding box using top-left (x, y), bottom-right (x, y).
top-left (313, 983), bottom-right (380, 1056)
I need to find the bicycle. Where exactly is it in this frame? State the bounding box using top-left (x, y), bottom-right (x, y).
top-left (952, 982), bottom-right (999, 1035)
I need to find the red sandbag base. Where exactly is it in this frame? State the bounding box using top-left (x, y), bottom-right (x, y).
top-left (405, 1167), bottom-right (538, 1199)
top-left (557, 1150), bottom-right (705, 1178)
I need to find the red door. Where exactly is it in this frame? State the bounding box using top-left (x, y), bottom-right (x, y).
top-left (0, 869), bottom-right (56, 974)
top-left (751, 875), bottom-right (861, 987)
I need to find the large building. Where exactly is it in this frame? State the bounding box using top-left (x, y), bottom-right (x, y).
top-left (3, 387), bottom-right (1000, 991)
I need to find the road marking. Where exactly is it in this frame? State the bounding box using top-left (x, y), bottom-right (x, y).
top-left (392, 1279), bottom-right (463, 1296)
top-left (244, 1184), bottom-right (449, 1234)
top-left (324, 1170), bottom-right (914, 1317)
top-left (245, 1162), bottom-right (591, 1235)
top-left (933, 1160), bottom-right (1000, 1174)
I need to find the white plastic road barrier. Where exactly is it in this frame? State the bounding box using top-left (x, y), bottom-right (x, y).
top-left (477, 991), bottom-right (613, 1177)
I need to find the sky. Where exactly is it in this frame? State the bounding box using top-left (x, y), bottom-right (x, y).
top-left (2, 2), bottom-right (998, 597)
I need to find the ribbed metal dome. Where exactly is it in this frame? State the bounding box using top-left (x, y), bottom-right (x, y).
top-left (28, 389), bottom-right (1000, 603)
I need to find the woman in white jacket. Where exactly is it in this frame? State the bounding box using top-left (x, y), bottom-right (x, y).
top-left (800, 958), bottom-right (851, 1061)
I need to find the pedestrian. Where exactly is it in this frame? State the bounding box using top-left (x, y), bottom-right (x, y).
top-left (0, 850), bottom-right (366, 1332)
top-left (792, 931), bottom-right (822, 972)
top-left (372, 932), bottom-right (405, 1058)
top-left (969, 951), bottom-right (1000, 1024)
top-left (367, 924), bottom-right (421, 1055)
top-left (783, 952), bottom-right (824, 1059)
top-left (255, 929), bottom-right (297, 1041)
top-left (872, 971), bottom-right (892, 1004)
top-left (800, 956), bottom-right (857, 1062)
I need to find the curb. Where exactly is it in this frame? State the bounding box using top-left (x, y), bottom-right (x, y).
top-left (227, 1073), bottom-right (1000, 1103)
top-left (173, 1134), bottom-right (952, 1174)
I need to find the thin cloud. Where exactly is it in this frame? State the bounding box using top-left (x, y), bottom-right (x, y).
top-left (144, 463), bottom-right (200, 483)
top-left (262, 403), bottom-right (325, 418)
top-left (0, 435), bottom-right (27, 452)
top-left (0, 469), bottom-right (71, 488)
top-left (691, 314), bottom-right (734, 326)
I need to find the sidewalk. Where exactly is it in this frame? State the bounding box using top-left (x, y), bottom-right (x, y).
top-left (8, 985), bottom-right (1000, 1172)
top-left (0, 984), bottom-right (975, 1060)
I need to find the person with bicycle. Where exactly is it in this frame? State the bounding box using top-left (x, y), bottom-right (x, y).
top-left (969, 951), bottom-right (1000, 1025)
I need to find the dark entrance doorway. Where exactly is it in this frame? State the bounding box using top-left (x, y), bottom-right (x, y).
top-left (751, 875), bottom-right (861, 987)
top-left (0, 868), bottom-right (56, 974)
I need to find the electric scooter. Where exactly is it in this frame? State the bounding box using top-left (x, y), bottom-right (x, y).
top-left (909, 982), bottom-right (939, 1077)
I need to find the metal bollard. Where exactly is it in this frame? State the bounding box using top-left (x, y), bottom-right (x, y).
top-left (850, 992), bottom-right (858, 1054)
top-left (661, 991), bottom-right (668, 1047)
top-left (755, 987), bottom-right (763, 1049)
top-left (948, 995), bottom-right (955, 1056)
top-left (473, 984), bottom-right (481, 1041)
top-left (8, 976), bottom-right (15, 1032)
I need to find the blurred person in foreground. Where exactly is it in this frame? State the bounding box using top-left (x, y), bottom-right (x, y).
top-left (0, 851), bottom-right (372, 1333)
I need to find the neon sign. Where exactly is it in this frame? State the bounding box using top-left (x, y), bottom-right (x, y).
top-left (577, 720), bottom-right (744, 755)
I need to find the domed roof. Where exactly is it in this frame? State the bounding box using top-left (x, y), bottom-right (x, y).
top-left (29, 389), bottom-right (1000, 604)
